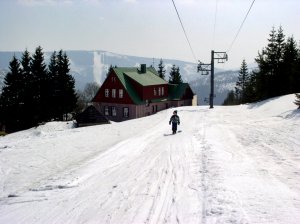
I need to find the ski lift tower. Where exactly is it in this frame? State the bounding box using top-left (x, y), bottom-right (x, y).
top-left (197, 50), bottom-right (228, 109)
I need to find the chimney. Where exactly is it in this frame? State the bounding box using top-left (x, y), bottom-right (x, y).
top-left (140, 64), bottom-right (146, 73)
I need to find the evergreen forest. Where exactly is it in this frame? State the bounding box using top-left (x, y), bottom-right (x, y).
top-left (223, 26), bottom-right (300, 107)
top-left (0, 46), bottom-right (77, 133)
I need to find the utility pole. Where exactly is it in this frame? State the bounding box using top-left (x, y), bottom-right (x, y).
top-left (197, 50), bottom-right (228, 109)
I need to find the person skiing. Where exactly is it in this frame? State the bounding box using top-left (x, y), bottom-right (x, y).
top-left (169, 110), bottom-right (180, 134)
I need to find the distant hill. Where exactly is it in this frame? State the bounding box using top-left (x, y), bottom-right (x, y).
top-left (0, 50), bottom-right (241, 105)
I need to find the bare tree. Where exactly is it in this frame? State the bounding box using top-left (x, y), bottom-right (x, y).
top-left (75, 82), bottom-right (100, 113)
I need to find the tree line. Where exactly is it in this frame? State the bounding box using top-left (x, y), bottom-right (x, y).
top-left (0, 46), bottom-right (77, 133)
top-left (223, 26), bottom-right (300, 108)
top-left (157, 59), bottom-right (183, 84)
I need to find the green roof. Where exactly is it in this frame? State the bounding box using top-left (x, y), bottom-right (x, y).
top-left (126, 71), bottom-right (167, 86)
top-left (111, 66), bottom-right (193, 105)
top-left (168, 83), bottom-right (190, 100)
top-left (113, 67), bottom-right (142, 104)
top-left (112, 66), bottom-right (167, 105)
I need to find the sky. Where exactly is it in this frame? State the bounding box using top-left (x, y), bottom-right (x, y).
top-left (0, 0), bottom-right (299, 69)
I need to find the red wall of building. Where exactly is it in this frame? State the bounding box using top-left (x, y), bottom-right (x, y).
top-left (128, 77), bottom-right (169, 101)
top-left (93, 71), bottom-right (134, 104)
top-left (142, 84), bottom-right (168, 100)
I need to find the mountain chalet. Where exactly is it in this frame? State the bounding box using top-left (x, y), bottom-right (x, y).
top-left (92, 64), bottom-right (196, 122)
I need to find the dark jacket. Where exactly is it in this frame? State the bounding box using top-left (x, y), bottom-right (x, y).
top-left (169, 115), bottom-right (180, 125)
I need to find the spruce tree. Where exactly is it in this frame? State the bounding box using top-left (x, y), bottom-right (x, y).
top-left (229, 26), bottom-right (299, 106)
top-left (169, 65), bottom-right (183, 84)
top-left (282, 37), bottom-right (299, 94)
top-left (55, 50), bottom-right (77, 120)
top-left (0, 56), bottom-right (23, 132)
top-left (223, 90), bottom-right (237, 105)
top-left (157, 59), bottom-right (166, 79)
top-left (20, 49), bottom-right (34, 129)
top-left (273, 26), bottom-right (286, 96)
top-left (244, 71), bottom-right (257, 103)
top-left (30, 46), bottom-right (49, 124)
top-left (235, 59), bottom-right (250, 104)
top-left (48, 51), bottom-right (58, 119)
top-left (255, 26), bottom-right (287, 99)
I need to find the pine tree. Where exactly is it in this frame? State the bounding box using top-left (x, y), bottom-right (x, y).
top-left (257, 27), bottom-right (278, 98)
top-left (20, 49), bottom-right (34, 129)
top-left (223, 90), bottom-right (237, 105)
top-left (30, 46), bottom-right (49, 124)
top-left (48, 51), bottom-right (58, 119)
top-left (235, 59), bottom-right (250, 104)
top-left (244, 71), bottom-right (257, 103)
top-left (254, 26), bottom-right (287, 99)
top-left (157, 59), bottom-right (166, 79)
top-left (0, 56), bottom-right (23, 132)
top-left (273, 26), bottom-right (286, 96)
top-left (55, 50), bottom-right (77, 120)
top-left (1, 47), bottom-right (78, 131)
top-left (281, 36), bottom-right (299, 94)
top-left (169, 65), bottom-right (183, 84)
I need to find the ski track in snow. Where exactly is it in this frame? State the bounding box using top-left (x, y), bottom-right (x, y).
top-left (0, 94), bottom-right (300, 223)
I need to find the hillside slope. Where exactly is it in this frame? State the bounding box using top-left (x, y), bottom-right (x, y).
top-left (0, 94), bottom-right (299, 223)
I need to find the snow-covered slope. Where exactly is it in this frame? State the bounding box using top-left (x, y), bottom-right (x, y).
top-left (0, 94), bottom-right (299, 224)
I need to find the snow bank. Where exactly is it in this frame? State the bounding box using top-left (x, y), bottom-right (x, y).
top-left (246, 94), bottom-right (299, 118)
top-left (0, 94), bottom-right (299, 224)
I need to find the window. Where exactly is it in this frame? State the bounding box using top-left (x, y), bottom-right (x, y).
top-left (112, 106), bottom-right (117, 116)
top-left (158, 87), bottom-right (161, 96)
top-left (162, 87), bottom-right (164, 96)
top-left (111, 76), bottom-right (116, 82)
top-left (154, 88), bottom-right (157, 96)
top-left (112, 89), bottom-right (116, 98)
top-left (104, 106), bottom-right (110, 116)
top-left (119, 89), bottom-right (123, 98)
top-left (105, 89), bottom-right (109, 97)
top-left (123, 107), bottom-right (129, 118)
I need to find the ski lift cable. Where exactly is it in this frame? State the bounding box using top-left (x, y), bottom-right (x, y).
top-left (227, 0), bottom-right (256, 53)
top-left (212, 0), bottom-right (219, 49)
top-left (171, 0), bottom-right (198, 63)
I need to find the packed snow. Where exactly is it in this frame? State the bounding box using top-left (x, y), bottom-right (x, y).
top-left (0, 94), bottom-right (299, 224)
